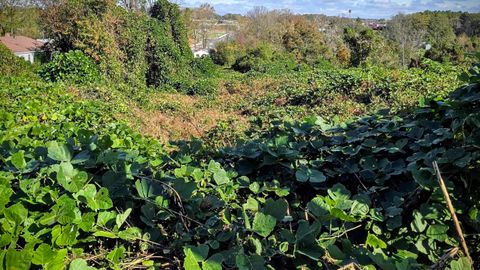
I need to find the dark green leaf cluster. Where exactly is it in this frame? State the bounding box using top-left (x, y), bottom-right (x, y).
top-left (0, 59), bottom-right (478, 269)
top-left (39, 50), bottom-right (101, 85)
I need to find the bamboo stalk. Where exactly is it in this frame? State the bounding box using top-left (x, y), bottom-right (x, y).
top-left (432, 161), bottom-right (473, 265)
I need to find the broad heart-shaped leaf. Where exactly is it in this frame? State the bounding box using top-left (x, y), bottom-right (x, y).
top-left (366, 233), bottom-right (387, 249)
top-left (307, 197), bottom-right (330, 217)
top-left (187, 244), bottom-right (209, 262)
top-left (235, 253), bottom-right (266, 270)
top-left (6, 248), bottom-right (32, 270)
top-left (295, 166), bottom-right (326, 183)
top-left (208, 160), bottom-right (230, 185)
top-left (4, 202), bottom-right (28, 225)
top-left (32, 244), bottom-right (56, 265)
top-left (450, 257), bottom-right (472, 270)
top-left (75, 184), bottom-right (113, 211)
top-left (331, 208), bottom-right (357, 222)
top-left (0, 185), bottom-right (13, 212)
top-left (350, 200), bottom-right (369, 217)
top-left (202, 253), bottom-right (224, 270)
top-left (118, 227), bottom-right (142, 241)
top-left (173, 178), bottom-right (197, 200)
top-left (57, 162), bottom-right (88, 193)
top-left (264, 198), bottom-right (288, 220)
top-left (309, 169), bottom-right (326, 183)
top-left (11, 151), bottom-right (27, 170)
top-left (135, 179), bottom-right (161, 199)
top-left (252, 212), bottom-right (276, 237)
top-left (327, 183), bottom-right (351, 202)
top-left (410, 210), bottom-right (427, 233)
top-left (47, 141), bottom-right (72, 162)
top-left (69, 258), bottom-right (97, 270)
top-left (295, 166), bottom-right (309, 182)
top-left (53, 224), bottom-right (79, 246)
top-left (426, 224), bottom-right (449, 242)
top-left (213, 169), bottom-right (230, 185)
top-left (45, 249), bottom-right (68, 270)
top-left (184, 248), bottom-right (201, 270)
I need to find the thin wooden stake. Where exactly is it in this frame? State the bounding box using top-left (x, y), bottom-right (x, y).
top-left (432, 161), bottom-right (473, 265)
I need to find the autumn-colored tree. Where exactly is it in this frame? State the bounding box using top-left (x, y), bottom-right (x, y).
top-left (282, 16), bottom-right (327, 64)
top-left (336, 45), bottom-right (351, 67)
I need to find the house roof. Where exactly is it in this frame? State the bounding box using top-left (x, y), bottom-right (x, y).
top-left (0, 33), bottom-right (44, 53)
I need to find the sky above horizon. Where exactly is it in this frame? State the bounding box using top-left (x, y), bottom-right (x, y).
top-left (177, 0), bottom-right (480, 19)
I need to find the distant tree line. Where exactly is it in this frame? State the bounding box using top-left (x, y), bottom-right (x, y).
top-left (208, 8), bottom-right (480, 70)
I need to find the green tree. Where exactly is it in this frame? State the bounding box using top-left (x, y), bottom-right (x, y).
top-left (343, 27), bottom-right (376, 67)
top-left (0, 0), bottom-right (40, 37)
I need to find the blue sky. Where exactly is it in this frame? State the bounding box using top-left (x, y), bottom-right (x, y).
top-left (177, 0), bottom-right (480, 19)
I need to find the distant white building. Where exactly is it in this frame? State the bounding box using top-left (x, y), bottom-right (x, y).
top-left (0, 33), bottom-right (45, 63)
top-left (193, 49), bottom-right (210, 58)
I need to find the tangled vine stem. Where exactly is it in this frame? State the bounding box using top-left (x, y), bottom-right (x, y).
top-left (432, 161), bottom-right (473, 266)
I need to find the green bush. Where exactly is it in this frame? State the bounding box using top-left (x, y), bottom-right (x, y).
top-left (0, 43), bottom-right (34, 76)
top-left (210, 41), bottom-right (245, 67)
top-left (39, 50), bottom-right (101, 84)
top-left (233, 44), bottom-right (275, 73)
top-left (191, 56), bottom-right (218, 77)
top-left (185, 78), bottom-right (218, 96)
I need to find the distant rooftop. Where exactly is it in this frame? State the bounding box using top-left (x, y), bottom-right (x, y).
top-left (0, 33), bottom-right (44, 53)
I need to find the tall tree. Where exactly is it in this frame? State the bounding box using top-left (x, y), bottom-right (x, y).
top-left (387, 13), bottom-right (426, 66)
top-left (343, 27), bottom-right (377, 67)
top-left (0, 0), bottom-right (40, 36)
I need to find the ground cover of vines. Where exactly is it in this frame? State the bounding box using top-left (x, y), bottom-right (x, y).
top-left (1, 55), bottom-right (480, 270)
top-left (1, 1), bottom-right (480, 268)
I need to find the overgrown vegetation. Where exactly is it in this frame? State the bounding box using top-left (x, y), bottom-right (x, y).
top-left (1, 0), bottom-right (480, 269)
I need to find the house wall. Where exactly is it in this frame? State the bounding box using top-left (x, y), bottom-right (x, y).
top-left (15, 52), bottom-right (35, 64)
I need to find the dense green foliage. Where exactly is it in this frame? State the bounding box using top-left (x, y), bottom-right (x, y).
top-left (1, 1), bottom-right (479, 269)
top-left (0, 61), bottom-right (478, 268)
top-left (0, 43), bottom-right (35, 76)
top-left (39, 50), bottom-right (101, 85)
top-left (42, 0), bottom-right (194, 90)
top-left (228, 60), bottom-right (459, 128)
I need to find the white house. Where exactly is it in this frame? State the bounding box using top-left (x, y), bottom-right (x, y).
top-left (0, 33), bottom-right (45, 63)
top-left (193, 49), bottom-right (210, 58)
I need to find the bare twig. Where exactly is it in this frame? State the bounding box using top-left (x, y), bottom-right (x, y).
top-left (318, 225), bottom-right (362, 241)
top-left (432, 161), bottom-right (473, 265)
top-left (430, 247), bottom-right (459, 269)
top-left (338, 262), bottom-right (361, 270)
top-left (135, 175), bottom-right (190, 229)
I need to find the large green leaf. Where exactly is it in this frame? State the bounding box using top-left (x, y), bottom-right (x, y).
top-left (32, 244), bottom-right (56, 265)
top-left (252, 212), bottom-right (276, 237)
top-left (11, 151), bottom-right (27, 170)
top-left (69, 258), bottom-right (97, 270)
top-left (0, 185), bottom-right (13, 212)
top-left (47, 141), bottom-right (73, 162)
top-left (264, 198), bottom-right (287, 220)
top-left (450, 257), bottom-right (473, 270)
top-left (6, 248), bottom-right (32, 270)
top-left (426, 224), bottom-right (449, 242)
top-left (208, 160), bottom-right (230, 185)
top-left (115, 208), bottom-right (132, 229)
top-left (184, 248), bottom-right (201, 270)
top-left (75, 184), bottom-right (113, 211)
top-left (202, 253), bottom-right (224, 270)
top-left (4, 203), bottom-right (28, 225)
top-left (365, 233), bottom-right (387, 249)
top-left (410, 210), bottom-right (427, 233)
